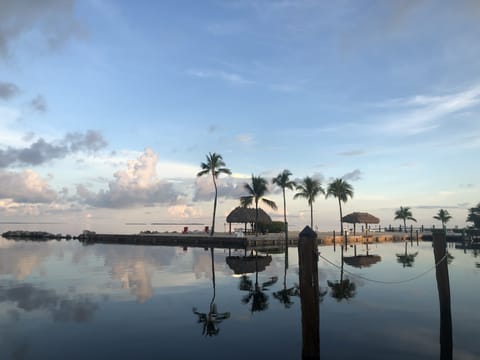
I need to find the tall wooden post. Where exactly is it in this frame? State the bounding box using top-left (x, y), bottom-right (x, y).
top-left (298, 226), bottom-right (320, 360)
top-left (432, 229), bottom-right (453, 360)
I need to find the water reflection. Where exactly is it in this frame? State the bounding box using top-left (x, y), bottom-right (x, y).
top-left (272, 256), bottom-right (299, 308)
top-left (0, 281), bottom-right (98, 322)
top-left (396, 241), bottom-right (419, 268)
top-left (327, 247), bottom-right (357, 302)
top-left (234, 253), bottom-right (278, 313)
top-left (0, 238), bottom-right (54, 279)
top-left (192, 248), bottom-right (230, 336)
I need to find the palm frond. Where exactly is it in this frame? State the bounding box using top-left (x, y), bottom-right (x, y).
top-left (262, 198), bottom-right (278, 211)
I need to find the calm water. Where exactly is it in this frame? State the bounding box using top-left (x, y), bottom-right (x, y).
top-left (0, 236), bottom-right (478, 360)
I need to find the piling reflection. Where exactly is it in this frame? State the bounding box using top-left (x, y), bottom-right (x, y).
top-left (192, 248), bottom-right (230, 336)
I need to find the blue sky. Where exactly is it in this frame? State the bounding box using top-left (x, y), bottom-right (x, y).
top-left (0, 0), bottom-right (479, 232)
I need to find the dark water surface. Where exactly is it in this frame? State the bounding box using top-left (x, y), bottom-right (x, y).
top-left (0, 237), bottom-right (478, 359)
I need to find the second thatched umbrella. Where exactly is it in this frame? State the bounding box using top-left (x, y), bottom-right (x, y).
top-left (342, 212), bottom-right (380, 235)
top-left (226, 206), bottom-right (272, 234)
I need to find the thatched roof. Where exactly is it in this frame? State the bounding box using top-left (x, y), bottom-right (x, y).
top-left (343, 255), bottom-right (382, 268)
top-left (226, 255), bottom-right (272, 274)
top-left (226, 206), bottom-right (272, 224)
top-left (342, 212), bottom-right (380, 224)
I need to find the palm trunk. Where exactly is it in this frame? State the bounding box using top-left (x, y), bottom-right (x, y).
top-left (310, 203), bottom-right (313, 229)
top-left (211, 174), bottom-right (217, 236)
top-left (338, 198), bottom-right (343, 236)
top-left (283, 188), bottom-right (288, 269)
top-left (255, 199), bottom-right (259, 235)
top-left (403, 219), bottom-right (407, 233)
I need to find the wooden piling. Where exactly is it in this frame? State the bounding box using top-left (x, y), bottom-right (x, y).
top-left (432, 229), bottom-right (452, 360)
top-left (298, 226), bottom-right (320, 360)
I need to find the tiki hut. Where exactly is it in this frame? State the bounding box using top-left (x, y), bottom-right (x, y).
top-left (342, 212), bottom-right (380, 235)
top-left (226, 206), bottom-right (272, 234)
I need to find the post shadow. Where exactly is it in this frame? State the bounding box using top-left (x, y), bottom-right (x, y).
top-left (298, 226), bottom-right (319, 359)
top-left (432, 230), bottom-right (453, 360)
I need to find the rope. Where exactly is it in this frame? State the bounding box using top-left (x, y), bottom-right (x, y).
top-left (318, 252), bottom-right (449, 285)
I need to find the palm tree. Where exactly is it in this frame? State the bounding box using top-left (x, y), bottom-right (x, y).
top-left (241, 175), bottom-right (278, 235)
top-left (326, 178), bottom-right (354, 236)
top-left (294, 176), bottom-right (325, 229)
top-left (197, 152), bottom-right (231, 236)
top-left (467, 202), bottom-right (480, 229)
top-left (272, 169), bottom-right (296, 267)
top-left (272, 169), bottom-right (296, 240)
top-left (394, 206), bottom-right (417, 233)
top-left (434, 209), bottom-right (452, 230)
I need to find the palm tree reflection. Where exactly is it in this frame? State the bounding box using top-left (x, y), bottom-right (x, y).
top-left (273, 257), bottom-right (299, 308)
top-left (396, 241), bottom-right (419, 268)
top-left (240, 273), bottom-right (278, 313)
top-left (192, 248), bottom-right (230, 336)
top-left (327, 248), bottom-right (356, 302)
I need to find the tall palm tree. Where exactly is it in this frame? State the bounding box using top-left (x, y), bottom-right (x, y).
top-left (241, 175), bottom-right (278, 235)
top-left (434, 209), bottom-right (452, 230)
top-left (272, 169), bottom-right (296, 264)
top-left (272, 169), bottom-right (296, 239)
top-left (294, 176), bottom-right (325, 229)
top-left (326, 178), bottom-right (354, 236)
top-left (394, 206), bottom-right (417, 233)
top-left (197, 152), bottom-right (231, 236)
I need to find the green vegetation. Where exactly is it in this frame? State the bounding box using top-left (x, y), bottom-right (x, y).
top-left (394, 206), bottom-right (417, 232)
top-left (197, 152), bottom-right (231, 236)
top-left (467, 202), bottom-right (480, 229)
top-left (241, 175), bottom-right (278, 235)
top-left (433, 209), bottom-right (452, 230)
top-left (294, 176), bottom-right (324, 229)
top-left (326, 178), bottom-right (354, 236)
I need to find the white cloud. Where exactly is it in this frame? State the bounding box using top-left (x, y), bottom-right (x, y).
top-left (377, 85), bottom-right (480, 135)
top-left (0, 169), bottom-right (57, 203)
top-left (76, 148), bottom-right (182, 208)
top-left (187, 69), bottom-right (254, 85)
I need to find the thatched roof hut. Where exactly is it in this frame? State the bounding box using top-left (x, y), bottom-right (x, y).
top-left (342, 212), bottom-right (380, 225)
top-left (226, 207), bottom-right (272, 233)
top-left (342, 212), bottom-right (380, 235)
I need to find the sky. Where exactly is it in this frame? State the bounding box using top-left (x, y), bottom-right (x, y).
top-left (0, 0), bottom-right (479, 233)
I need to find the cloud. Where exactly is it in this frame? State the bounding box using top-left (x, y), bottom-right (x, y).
top-left (29, 94), bottom-right (47, 113)
top-left (187, 69), bottom-right (254, 85)
top-left (0, 0), bottom-right (85, 58)
top-left (0, 169), bottom-right (57, 203)
top-left (193, 176), bottom-right (244, 202)
top-left (337, 150), bottom-right (366, 157)
top-left (167, 204), bottom-right (203, 219)
top-left (0, 282), bottom-right (98, 323)
top-left (0, 130), bottom-right (107, 168)
top-left (342, 169), bottom-right (362, 182)
top-left (0, 81), bottom-right (20, 99)
top-left (76, 148), bottom-right (181, 208)
top-left (377, 86), bottom-right (480, 135)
